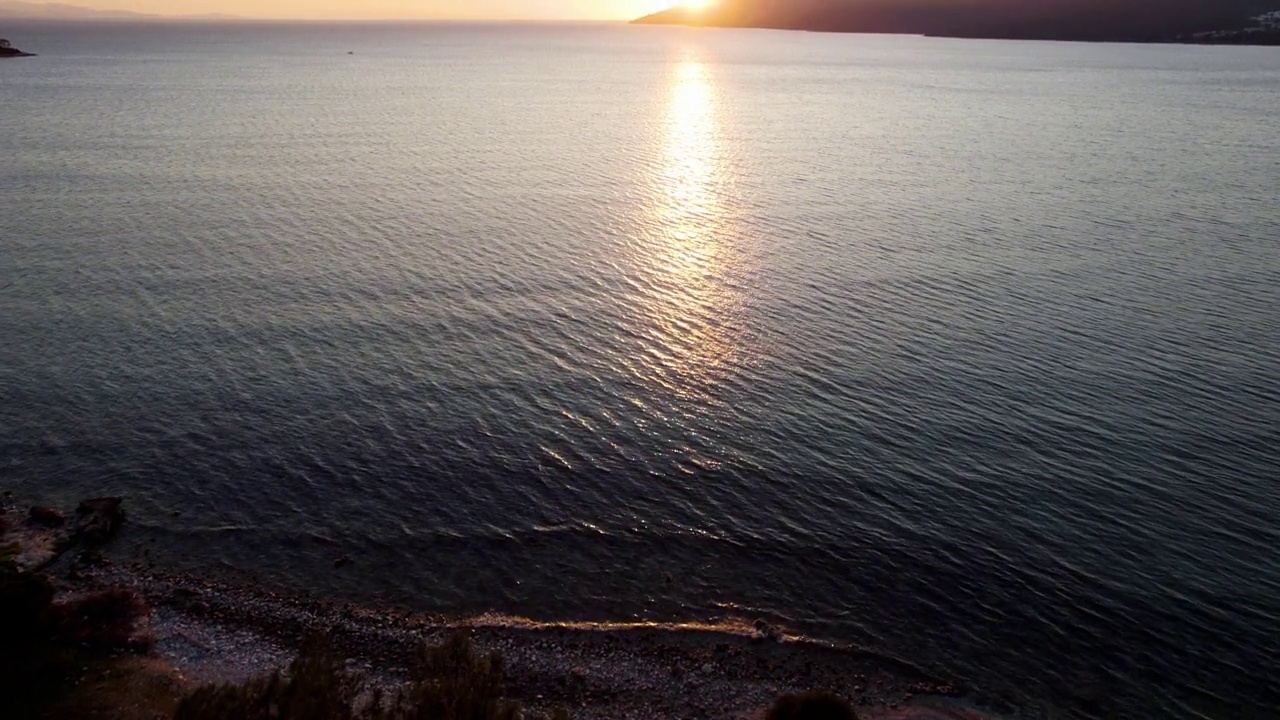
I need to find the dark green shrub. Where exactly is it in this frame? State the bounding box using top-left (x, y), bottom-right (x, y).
top-left (175, 631), bottom-right (565, 720)
top-left (766, 690), bottom-right (859, 720)
top-left (380, 633), bottom-right (518, 720)
top-left (175, 632), bottom-right (359, 720)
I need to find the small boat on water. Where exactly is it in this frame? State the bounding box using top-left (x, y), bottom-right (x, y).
top-left (0, 38), bottom-right (37, 58)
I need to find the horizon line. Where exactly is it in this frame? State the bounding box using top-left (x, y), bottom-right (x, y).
top-left (0, 16), bottom-right (651, 23)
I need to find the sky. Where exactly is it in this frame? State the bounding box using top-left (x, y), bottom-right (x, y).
top-left (35, 0), bottom-right (686, 20)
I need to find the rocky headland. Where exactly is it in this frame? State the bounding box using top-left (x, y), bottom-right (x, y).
top-left (0, 38), bottom-right (34, 57)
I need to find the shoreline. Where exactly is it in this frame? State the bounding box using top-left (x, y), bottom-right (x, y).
top-left (114, 564), bottom-right (1003, 719)
top-left (4, 495), bottom-right (1015, 719)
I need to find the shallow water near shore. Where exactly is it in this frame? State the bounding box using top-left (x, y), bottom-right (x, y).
top-left (2, 21), bottom-right (1279, 719)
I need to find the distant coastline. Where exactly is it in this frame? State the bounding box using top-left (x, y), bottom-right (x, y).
top-left (0, 1), bottom-right (237, 22)
top-left (633, 0), bottom-right (1280, 46)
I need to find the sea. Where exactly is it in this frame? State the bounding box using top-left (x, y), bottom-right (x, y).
top-left (1, 21), bottom-right (1278, 719)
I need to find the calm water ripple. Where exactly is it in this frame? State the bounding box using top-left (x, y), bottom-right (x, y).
top-left (2, 21), bottom-right (1279, 719)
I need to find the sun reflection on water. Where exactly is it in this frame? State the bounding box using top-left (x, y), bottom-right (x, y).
top-left (630, 55), bottom-right (743, 401)
top-left (662, 62), bottom-right (719, 247)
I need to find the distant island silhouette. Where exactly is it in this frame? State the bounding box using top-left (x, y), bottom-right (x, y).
top-left (0, 38), bottom-right (34, 57)
top-left (634, 0), bottom-right (1280, 45)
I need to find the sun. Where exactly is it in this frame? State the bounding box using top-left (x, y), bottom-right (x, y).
top-left (678, 0), bottom-right (717, 11)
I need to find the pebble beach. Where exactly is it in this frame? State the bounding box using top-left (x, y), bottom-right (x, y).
top-left (87, 564), bottom-right (1013, 720)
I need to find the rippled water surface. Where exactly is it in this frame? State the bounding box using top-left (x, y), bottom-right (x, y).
top-left (3, 22), bottom-right (1279, 719)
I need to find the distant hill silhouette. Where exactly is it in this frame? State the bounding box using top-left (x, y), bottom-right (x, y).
top-left (0, 1), bottom-right (236, 20)
top-left (633, 0), bottom-right (1279, 43)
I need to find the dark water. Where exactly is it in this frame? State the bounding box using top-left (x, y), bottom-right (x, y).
top-left (3, 22), bottom-right (1279, 719)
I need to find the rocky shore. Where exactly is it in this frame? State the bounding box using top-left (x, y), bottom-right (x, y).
top-left (137, 571), bottom-right (996, 719)
top-left (3, 495), bottom-right (1014, 720)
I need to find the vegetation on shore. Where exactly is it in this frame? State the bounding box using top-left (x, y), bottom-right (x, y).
top-left (1, 499), bottom-right (161, 719)
top-left (176, 632), bottom-right (571, 720)
top-left (0, 562), bottom-right (568, 720)
top-left (176, 631), bottom-right (862, 720)
top-left (2, 564), bottom-right (862, 720)
top-left (0, 569), bottom-right (161, 719)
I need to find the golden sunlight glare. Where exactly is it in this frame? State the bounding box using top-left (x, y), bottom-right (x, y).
top-left (678, 0), bottom-right (717, 12)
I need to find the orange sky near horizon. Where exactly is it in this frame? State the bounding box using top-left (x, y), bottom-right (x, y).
top-left (38, 0), bottom-right (696, 20)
